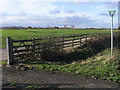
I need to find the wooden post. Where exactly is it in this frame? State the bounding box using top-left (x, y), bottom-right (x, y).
top-left (72, 36), bottom-right (74, 47)
top-left (48, 36), bottom-right (51, 50)
top-left (80, 36), bottom-right (81, 47)
top-left (99, 34), bottom-right (100, 38)
top-left (94, 35), bottom-right (96, 40)
top-left (86, 34), bottom-right (87, 43)
top-left (32, 38), bottom-right (35, 60)
top-left (6, 37), bottom-right (13, 65)
top-left (90, 35), bottom-right (93, 41)
top-left (62, 36), bottom-right (64, 49)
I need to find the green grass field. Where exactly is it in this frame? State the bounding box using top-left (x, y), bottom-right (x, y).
top-left (1, 29), bottom-right (111, 48)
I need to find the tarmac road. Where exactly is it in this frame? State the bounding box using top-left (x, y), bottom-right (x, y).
top-left (2, 66), bottom-right (120, 89)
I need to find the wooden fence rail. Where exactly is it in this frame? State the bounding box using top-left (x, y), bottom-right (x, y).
top-left (6, 33), bottom-right (110, 65)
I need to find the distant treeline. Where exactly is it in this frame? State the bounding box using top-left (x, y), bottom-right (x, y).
top-left (0, 26), bottom-right (118, 30)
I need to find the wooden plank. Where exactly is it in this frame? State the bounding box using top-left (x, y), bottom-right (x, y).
top-left (63, 44), bottom-right (72, 48)
top-left (6, 37), bottom-right (13, 65)
top-left (81, 37), bottom-right (85, 39)
top-left (13, 39), bottom-right (33, 42)
top-left (74, 43), bottom-right (80, 46)
top-left (62, 35), bottom-right (74, 38)
top-left (73, 38), bottom-right (83, 41)
top-left (63, 39), bottom-right (74, 42)
top-left (74, 40), bottom-right (80, 44)
top-left (13, 44), bottom-right (33, 48)
top-left (13, 53), bottom-right (32, 58)
top-left (13, 49), bottom-right (32, 53)
top-left (63, 42), bottom-right (73, 45)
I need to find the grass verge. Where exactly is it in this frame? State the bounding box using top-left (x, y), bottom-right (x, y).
top-left (22, 48), bottom-right (120, 82)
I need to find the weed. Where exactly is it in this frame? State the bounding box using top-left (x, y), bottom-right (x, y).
top-left (9, 82), bottom-right (17, 86)
top-left (26, 85), bottom-right (38, 89)
top-left (0, 60), bottom-right (7, 65)
top-left (15, 64), bottom-right (29, 71)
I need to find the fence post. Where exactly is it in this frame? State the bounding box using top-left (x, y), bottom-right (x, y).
top-left (98, 34), bottom-right (100, 39)
top-left (32, 38), bottom-right (35, 60)
top-left (91, 34), bottom-right (94, 41)
top-left (94, 35), bottom-right (96, 40)
top-left (62, 36), bottom-right (64, 49)
top-left (86, 34), bottom-right (87, 42)
top-left (72, 36), bottom-right (74, 47)
top-left (79, 36), bottom-right (81, 47)
top-left (6, 37), bottom-right (13, 65)
top-left (48, 36), bottom-right (51, 50)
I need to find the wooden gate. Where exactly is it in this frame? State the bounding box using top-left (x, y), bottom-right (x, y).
top-left (6, 34), bottom-right (109, 65)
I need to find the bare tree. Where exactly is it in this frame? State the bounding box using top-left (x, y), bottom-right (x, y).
top-left (64, 25), bottom-right (67, 28)
top-left (27, 26), bottom-right (32, 29)
top-left (71, 25), bottom-right (75, 29)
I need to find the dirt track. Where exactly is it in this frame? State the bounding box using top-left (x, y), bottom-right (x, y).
top-left (2, 66), bottom-right (119, 88)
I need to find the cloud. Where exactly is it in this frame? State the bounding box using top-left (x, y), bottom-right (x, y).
top-left (22, 0), bottom-right (119, 2)
top-left (19, 1), bottom-right (52, 15)
top-left (1, 1), bottom-right (118, 28)
top-left (1, 14), bottom-right (94, 27)
top-left (104, 2), bottom-right (118, 8)
top-left (66, 10), bottom-right (76, 14)
top-left (50, 8), bottom-right (61, 14)
top-left (118, 2), bottom-right (120, 26)
top-left (63, 16), bottom-right (93, 24)
top-left (0, 0), bottom-right (59, 16)
top-left (55, 15), bottom-right (94, 27)
top-left (1, 12), bottom-right (28, 18)
top-left (100, 13), bottom-right (109, 16)
top-left (1, 13), bottom-right (115, 28)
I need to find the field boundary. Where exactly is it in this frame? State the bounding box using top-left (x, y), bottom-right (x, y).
top-left (6, 33), bottom-right (109, 65)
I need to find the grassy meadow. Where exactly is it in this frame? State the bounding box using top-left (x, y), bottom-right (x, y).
top-left (1, 29), bottom-right (111, 48)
